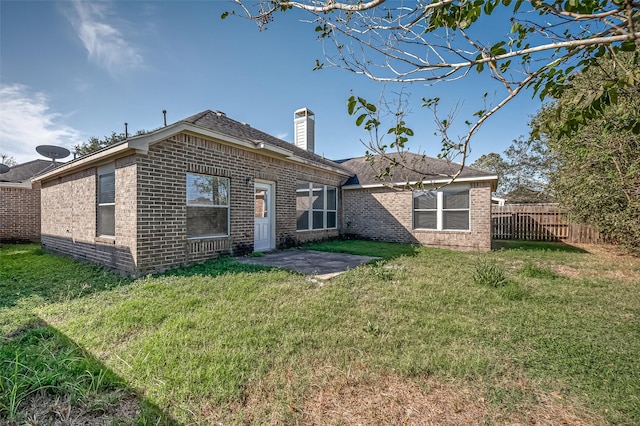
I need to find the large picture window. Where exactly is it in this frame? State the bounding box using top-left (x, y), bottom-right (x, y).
top-left (413, 188), bottom-right (469, 231)
top-left (296, 182), bottom-right (337, 231)
top-left (186, 173), bottom-right (230, 238)
top-left (97, 164), bottom-right (115, 237)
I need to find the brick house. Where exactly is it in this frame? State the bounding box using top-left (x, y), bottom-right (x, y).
top-left (33, 108), bottom-right (497, 275)
top-left (0, 160), bottom-right (58, 243)
top-left (338, 154), bottom-right (496, 251)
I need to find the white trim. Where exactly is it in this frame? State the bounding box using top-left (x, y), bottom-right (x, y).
top-left (97, 163), bottom-right (116, 238)
top-left (34, 121), bottom-right (353, 182)
top-left (253, 180), bottom-right (276, 251)
top-left (342, 175), bottom-right (499, 190)
top-left (491, 196), bottom-right (506, 206)
top-left (0, 180), bottom-right (33, 189)
top-left (285, 154), bottom-right (353, 177)
top-left (34, 142), bottom-right (138, 182)
top-left (296, 182), bottom-right (338, 231)
top-left (413, 187), bottom-right (471, 231)
top-left (186, 173), bottom-right (230, 238)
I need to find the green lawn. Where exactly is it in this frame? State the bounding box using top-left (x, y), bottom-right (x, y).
top-left (1, 241), bottom-right (639, 424)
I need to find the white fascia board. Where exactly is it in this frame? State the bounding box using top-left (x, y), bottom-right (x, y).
top-left (33, 142), bottom-right (137, 182)
top-left (142, 123), bottom-right (351, 177)
top-left (286, 154), bottom-right (354, 177)
top-left (252, 139), bottom-right (294, 157)
top-left (0, 180), bottom-right (33, 189)
top-left (129, 122), bottom-right (257, 152)
top-left (34, 120), bottom-right (355, 182)
top-left (342, 174), bottom-right (499, 190)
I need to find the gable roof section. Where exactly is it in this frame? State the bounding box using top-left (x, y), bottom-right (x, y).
top-left (338, 153), bottom-right (498, 190)
top-left (0, 160), bottom-right (59, 183)
top-left (34, 110), bottom-right (354, 182)
top-left (182, 110), bottom-right (349, 173)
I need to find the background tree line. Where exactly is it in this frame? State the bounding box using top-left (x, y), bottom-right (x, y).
top-left (472, 52), bottom-right (639, 251)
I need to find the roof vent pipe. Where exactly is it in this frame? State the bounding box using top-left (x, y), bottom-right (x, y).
top-left (163, 110), bottom-right (167, 127)
top-left (124, 122), bottom-right (128, 138)
top-left (294, 108), bottom-right (315, 153)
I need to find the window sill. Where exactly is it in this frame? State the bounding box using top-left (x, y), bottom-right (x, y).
top-left (413, 228), bottom-right (471, 233)
top-left (95, 236), bottom-right (116, 244)
top-left (187, 235), bottom-right (229, 241)
top-left (296, 228), bottom-right (338, 233)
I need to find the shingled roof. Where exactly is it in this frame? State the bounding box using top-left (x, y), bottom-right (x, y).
top-left (337, 153), bottom-right (497, 187)
top-left (0, 160), bottom-right (59, 183)
top-left (182, 110), bottom-right (352, 174)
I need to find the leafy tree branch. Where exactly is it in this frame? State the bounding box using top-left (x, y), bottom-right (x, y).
top-left (226, 0), bottom-right (639, 182)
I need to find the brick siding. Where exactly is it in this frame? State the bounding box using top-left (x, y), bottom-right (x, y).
top-left (40, 132), bottom-right (343, 275)
top-left (40, 159), bottom-right (137, 273)
top-left (39, 130), bottom-right (494, 274)
top-left (0, 183), bottom-right (41, 242)
top-left (341, 181), bottom-right (492, 251)
top-left (134, 133), bottom-right (342, 274)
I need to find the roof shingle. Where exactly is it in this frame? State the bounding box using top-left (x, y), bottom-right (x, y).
top-left (182, 110), bottom-right (353, 174)
top-left (337, 153), bottom-right (496, 186)
top-left (0, 160), bottom-right (59, 183)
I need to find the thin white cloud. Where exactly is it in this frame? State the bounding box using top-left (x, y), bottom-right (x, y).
top-left (276, 133), bottom-right (289, 140)
top-left (68, 0), bottom-right (143, 75)
top-left (0, 84), bottom-right (83, 163)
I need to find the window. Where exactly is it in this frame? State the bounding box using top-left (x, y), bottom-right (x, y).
top-left (413, 188), bottom-right (469, 231)
top-left (186, 173), bottom-right (230, 238)
top-left (97, 164), bottom-right (115, 237)
top-left (296, 182), bottom-right (337, 231)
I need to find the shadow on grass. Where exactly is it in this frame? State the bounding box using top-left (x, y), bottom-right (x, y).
top-left (0, 244), bottom-right (133, 310)
top-left (492, 240), bottom-right (589, 253)
top-left (303, 239), bottom-right (421, 260)
top-left (0, 318), bottom-right (177, 425)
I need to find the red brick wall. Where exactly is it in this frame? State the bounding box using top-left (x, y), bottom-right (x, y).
top-left (341, 182), bottom-right (493, 251)
top-left (0, 183), bottom-right (41, 242)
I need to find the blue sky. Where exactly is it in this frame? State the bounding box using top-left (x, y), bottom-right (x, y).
top-left (0, 0), bottom-right (543, 165)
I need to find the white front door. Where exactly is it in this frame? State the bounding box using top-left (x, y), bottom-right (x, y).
top-left (254, 183), bottom-right (273, 251)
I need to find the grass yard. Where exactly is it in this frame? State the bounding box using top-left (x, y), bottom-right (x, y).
top-left (1, 241), bottom-right (639, 425)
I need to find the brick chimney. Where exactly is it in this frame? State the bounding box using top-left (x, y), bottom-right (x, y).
top-left (293, 108), bottom-right (315, 153)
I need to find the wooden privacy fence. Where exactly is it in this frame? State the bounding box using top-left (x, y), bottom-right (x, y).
top-left (492, 204), bottom-right (605, 244)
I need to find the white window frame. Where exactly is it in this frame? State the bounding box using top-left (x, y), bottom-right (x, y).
top-left (186, 173), bottom-right (230, 239)
top-left (413, 186), bottom-right (470, 231)
top-left (296, 182), bottom-right (338, 231)
top-left (97, 164), bottom-right (115, 238)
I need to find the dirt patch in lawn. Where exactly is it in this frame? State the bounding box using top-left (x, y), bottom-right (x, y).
top-left (300, 372), bottom-right (489, 425)
top-left (553, 244), bottom-right (640, 281)
top-left (14, 390), bottom-right (141, 426)
top-left (200, 364), bottom-right (601, 425)
top-left (552, 264), bottom-right (582, 279)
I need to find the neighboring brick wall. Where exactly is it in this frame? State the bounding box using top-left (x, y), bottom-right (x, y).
top-left (40, 159), bottom-right (138, 273)
top-left (134, 133), bottom-right (343, 274)
top-left (0, 183), bottom-right (41, 242)
top-left (341, 181), bottom-right (493, 251)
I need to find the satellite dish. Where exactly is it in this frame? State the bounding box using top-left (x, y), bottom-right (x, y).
top-left (0, 164), bottom-right (9, 174)
top-left (36, 145), bottom-right (70, 164)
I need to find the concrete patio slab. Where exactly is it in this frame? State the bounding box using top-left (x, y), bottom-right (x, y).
top-left (238, 249), bottom-right (380, 279)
